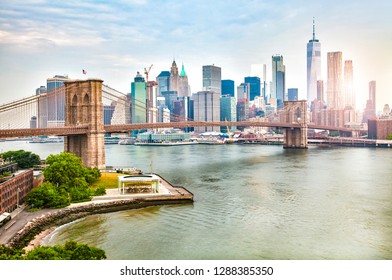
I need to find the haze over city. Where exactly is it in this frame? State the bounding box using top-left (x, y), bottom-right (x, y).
top-left (0, 0), bottom-right (391, 111)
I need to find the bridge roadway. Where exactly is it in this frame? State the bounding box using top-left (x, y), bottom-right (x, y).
top-left (0, 121), bottom-right (362, 138)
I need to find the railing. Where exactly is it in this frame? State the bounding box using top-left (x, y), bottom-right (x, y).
top-left (0, 125), bottom-right (89, 138)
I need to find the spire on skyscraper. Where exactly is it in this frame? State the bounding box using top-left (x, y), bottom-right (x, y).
top-left (180, 63), bottom-right (187, 77)
top-left (309, 17), bottom-right (319, 43)
top-left (313, 17), bottom-right (315, 41)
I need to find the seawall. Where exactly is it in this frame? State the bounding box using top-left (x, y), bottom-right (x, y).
top-left (7, 194), bottom-right (193, 250)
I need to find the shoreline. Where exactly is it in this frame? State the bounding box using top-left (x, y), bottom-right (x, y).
top-left (24, 227), bottom-right (56, 252)
top-left (4, 174), bottom-right (193, 250)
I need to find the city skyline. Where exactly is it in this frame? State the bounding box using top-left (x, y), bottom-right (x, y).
top-left (0, 0), bottom-right (391, 112)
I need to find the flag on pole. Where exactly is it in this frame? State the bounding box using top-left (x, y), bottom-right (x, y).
top-left (82, 69), bottom-right (87, 74)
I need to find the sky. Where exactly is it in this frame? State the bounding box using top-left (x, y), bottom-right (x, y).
top-left (0, 0), bottom-right (391, 112)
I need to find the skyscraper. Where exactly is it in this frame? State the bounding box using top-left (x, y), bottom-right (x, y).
top-left (307, 19), bottom-right (321, 106)
top-left (178, 63), bottom-right (191, 97)
top-left (131, 72), bottom-right (147, 124)
top-left (237, 83), bottom-right (250, 101)
top-left (344, 60), bottom-right (355, 109)
top-left (220, 95), bottom-right (236, 133)
top-left (271, 55), bottom-right (286, 108)
top-left (203, 65), bottom-right (221, 94)
top-left (288, 88), bottom-right (298, 101)
top-left (369, 80), bottom-right (376, 114)
top-left (146, 81), bottom-right (158, 123)
top-left (327, 51), bottom-right (343, 109)
top-left (46, 75), bottom-right (69, 127)
top-left (221, 79), bottom-right (235, 97)
top-left (244, 76), bottom-right (261, 101)
top-left (363, 81), bottom-right (377, 122)
top-left (170, 60), bottom-right (179, 93)
top-left (192, 91), bottom-right (220, 132)
top-left (156, 71), bottom-right (170, 96)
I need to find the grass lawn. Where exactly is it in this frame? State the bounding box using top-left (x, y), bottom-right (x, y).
top-left (91, 172), bottom-right (127, 189)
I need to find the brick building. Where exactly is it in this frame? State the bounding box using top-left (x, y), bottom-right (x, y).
top-left (368, 119), bottom-right (392, 140)
top-left (0, 169), bottom-right (34, 214)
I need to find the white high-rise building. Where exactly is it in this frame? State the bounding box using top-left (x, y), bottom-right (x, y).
top-left (192, 91), bottom-right (220, 133)
top-left (344, 60), bottom-right (355, 109)
top-left (327, 51), bottom-right (343, 109)
top-left (307, 19), bottom-right (321, 107)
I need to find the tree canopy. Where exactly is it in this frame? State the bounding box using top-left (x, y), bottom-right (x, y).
top-left (0, 150), bottom-right (40, 169)
top-left (0, 240), bottom-right (106, 260)
top-left (27, 152), bottom-right (102, 209)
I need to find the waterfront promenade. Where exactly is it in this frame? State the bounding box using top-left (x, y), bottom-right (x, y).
top-left (0, 174), bottom-right (193, 249)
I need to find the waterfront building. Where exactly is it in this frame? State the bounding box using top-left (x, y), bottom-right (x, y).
top-left (221, 79), bottom-right (235, 97)
top-left (131, 72), bottom-right (147, 124)
top-left (244, 76), bottom-right (261, 101)
top-left (170, 60), bottom-right (179, 93)
top-left (46, 75), bottom-right (69, 127)
top-left (203, 65), bottom-right (221, 94)
top-left (0, 167), bottom-right (33, 213)
top-left (192, 91), bottom-right (220, 132)
top-left (307, 19), bottom-right (321, 107)
top-left (327, 51), bottom-right (343, 109)
top-left (288, 88), bottom-right (298, 101)
top-left (220, 94), bottom-right (236, 133)
top-left (157, 71), bottom-right (170, 96)
top-left (368, 118), bottom-right (392, 139)
top-left (344, 60), bottom-right (355, 110)
top-left (271, 55), bottom-right (286, 109)
top-left (137, 130), bottom-right (191, 143)
top-left (178, 64), bottom-right (191, 97)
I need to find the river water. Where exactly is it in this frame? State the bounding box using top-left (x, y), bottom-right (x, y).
top-left (1, 141), bottom-right (391, 259)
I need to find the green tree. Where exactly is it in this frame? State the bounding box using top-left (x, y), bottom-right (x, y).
top-left (25, 240), bottom-right (106, 260)
top-left (0, 244), bottom-right (24, 260)
top-left (26, 182), bottom-right (70, 209)
top-left (44, 152), bottom-right (86, 187)
top-left (0, 150), bottom-right (40, 168)
top-left (387, 134), bottom-right (392, 140)
top-left (68, 177), bottom-right (91, 202)
top-left (84, 167), bottom-right (101, 184)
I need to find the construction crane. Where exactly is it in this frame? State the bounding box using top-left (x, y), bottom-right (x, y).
top-left (144, 64), bottom-right (153, 82)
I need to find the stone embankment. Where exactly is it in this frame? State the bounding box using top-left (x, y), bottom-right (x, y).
top-left (8, 193), bottom-right (193, 250)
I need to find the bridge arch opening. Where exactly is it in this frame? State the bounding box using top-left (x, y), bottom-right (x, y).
top-left (71, 94), bottom-right (78, 124)
top-left (82, 93), bottom-right (90, 124)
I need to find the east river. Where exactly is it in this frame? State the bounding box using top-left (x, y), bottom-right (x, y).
top-left (1, 141), bottom-right (391, 259)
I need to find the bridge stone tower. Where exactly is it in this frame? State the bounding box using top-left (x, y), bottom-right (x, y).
top-left (283, 100), bottom-right (308, 149)
top-left (64, 79), bottom-right (105, 168)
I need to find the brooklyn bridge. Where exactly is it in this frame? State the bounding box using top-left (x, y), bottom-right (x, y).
top-left (0, 79), bottom-right (365, 168)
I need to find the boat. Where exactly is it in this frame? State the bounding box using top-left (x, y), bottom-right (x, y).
top-left (195, 137), bottom-right (225, 145)
top-left (134, 141), bottom-right (198, 146)
top-left (104, 137), bottom-right (120, 144)
top-left (118, 138), bottom-right (136, 145)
